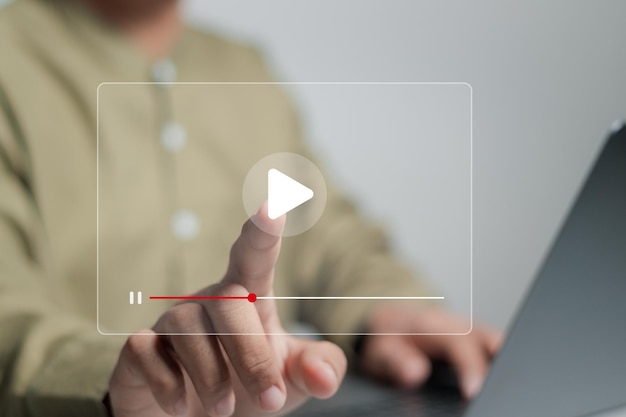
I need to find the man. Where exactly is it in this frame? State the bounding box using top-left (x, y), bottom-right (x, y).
top-left (0, 0), bottom-right (500, 416)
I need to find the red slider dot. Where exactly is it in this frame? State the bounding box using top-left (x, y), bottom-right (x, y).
top-left (247, 293), bottom-right (257, 303)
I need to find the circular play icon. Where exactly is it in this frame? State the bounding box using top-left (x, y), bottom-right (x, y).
top-left (242, 152), bottom-right (327, 237)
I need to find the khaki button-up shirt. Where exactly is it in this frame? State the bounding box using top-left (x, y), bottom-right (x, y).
top-left (0, 0), bottom-right (429, 415)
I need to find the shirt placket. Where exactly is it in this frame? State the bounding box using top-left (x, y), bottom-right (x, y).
top-left (151, 58), bottom-right (198, 297)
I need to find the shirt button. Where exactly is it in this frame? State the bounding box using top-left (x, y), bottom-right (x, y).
top-left (161, 122), bottom-right (187, 152)
top-left (171, 210), bottom-right (200, 241)
top-left (151, 59), bottom-right (177, 83)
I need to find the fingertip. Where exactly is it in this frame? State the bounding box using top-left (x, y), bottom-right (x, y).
top-left (300, 345), bottom-right (346, 399)
top-left (487, 331), bottom-right (505, 356)
top-left (172, 397), bottom-right (188, 416)
top-left (362, 336), bottom-right (430, 389)
top-left (304, 360), bottom-right (340, 399)
top-left (258, 385), bottom-right (286, 411)
top-left (442, 336), bottom-right (490, 400)
top-left (286, 340), bottom-right (346, 400)
top-left (397, 356), bottom-right (431, 388)
top-left (253, 201), bottom-right (286, 237)
top-left (255, 200), bottom-right (270, 219)
top-left (462, 374), bottom-right (484, 399)
top-left (214, 391), bottom-right (235, 417)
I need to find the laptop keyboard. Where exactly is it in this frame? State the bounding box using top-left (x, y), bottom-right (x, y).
top-left (287, 387), bottom-right (466, 417)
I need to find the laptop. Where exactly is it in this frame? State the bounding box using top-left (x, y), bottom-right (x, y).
top-left (288, 122), bottom-right (626, 417)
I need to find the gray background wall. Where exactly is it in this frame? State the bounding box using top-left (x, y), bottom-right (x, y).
top-left (182, 0), bottom-right (626, 330)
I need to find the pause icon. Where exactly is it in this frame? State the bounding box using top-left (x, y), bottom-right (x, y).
top-left (129, 291), bottom-right (143, 305)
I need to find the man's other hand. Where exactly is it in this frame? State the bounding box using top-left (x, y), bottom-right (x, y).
top-left (108, 203), bottom-right (347, 417)
top-left (359, 305), bottom-right (502, 400)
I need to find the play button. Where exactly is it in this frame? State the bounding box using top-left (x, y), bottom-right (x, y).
top-left (267, 169), bottom-right (314, 219)
top-left (242, 152), bottom-right (327, 237)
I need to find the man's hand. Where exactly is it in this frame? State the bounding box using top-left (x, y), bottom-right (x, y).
top-left (358, 304), bottom-right (502, 400)
top-left (108, 203), bottom-right (347, 417)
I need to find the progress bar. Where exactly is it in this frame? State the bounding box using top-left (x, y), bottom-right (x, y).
top-left (149, 294), bottom-right (444, 303)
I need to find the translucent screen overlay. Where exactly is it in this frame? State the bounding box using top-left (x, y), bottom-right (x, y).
top-left (96, 82), bottom-right (472, 336)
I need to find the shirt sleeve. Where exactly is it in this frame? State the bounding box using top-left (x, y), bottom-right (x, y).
top-left (0, 88), bottom-right (119, 417)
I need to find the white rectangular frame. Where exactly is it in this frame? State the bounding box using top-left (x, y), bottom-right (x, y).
top-left (96, 81), bottom-right (473, 336)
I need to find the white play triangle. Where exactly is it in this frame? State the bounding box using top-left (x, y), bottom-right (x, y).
top-left (267, 168), bottom-right (314, 219)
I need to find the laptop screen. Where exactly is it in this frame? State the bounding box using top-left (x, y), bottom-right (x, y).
top-left (466, 125), bottom-right (626, 417)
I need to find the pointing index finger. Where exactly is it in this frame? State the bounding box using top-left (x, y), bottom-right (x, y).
top-left (225, 201), bottom-right (286, 296)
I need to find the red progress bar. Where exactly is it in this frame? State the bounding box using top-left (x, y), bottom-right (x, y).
top-left (150, 294), bottom-right (257, 303)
